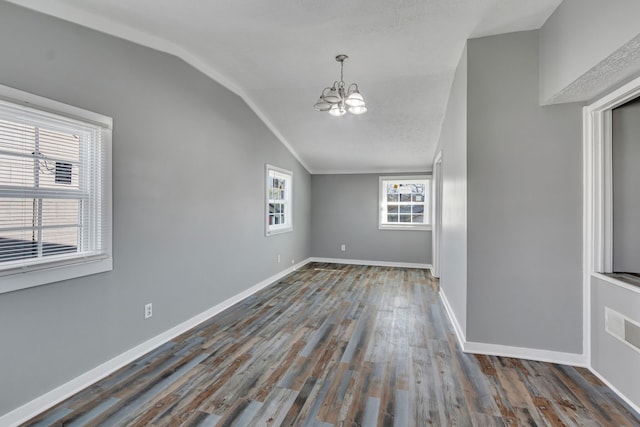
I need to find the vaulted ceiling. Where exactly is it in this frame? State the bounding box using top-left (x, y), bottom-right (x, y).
top-left (6, 0), bottom-right (563, 173)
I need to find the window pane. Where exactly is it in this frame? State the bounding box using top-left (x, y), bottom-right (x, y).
top-left (388, 204), bottom-right (398, 214)
top-left (412, 205), bottom-right (424, 214)
top-left (41, 199), bottom-right (80, 228)
top-left (0, 198), bottom-right (32, 229)
top-left (400, 193), bottom-right (411, 202)
top-left (413, 193), bottom-right (424, 202)
top-left (387, 214), bottom-right (398, 222)
top-left (400, 205), bottom-right (412, 213)
top-left (0, 153), bottom-right (35, 187)
top-left (266, 166), bottom-right (292, 235)
top-left (270, 178), bottom-right (285, 200)
top-left (412, 214), bottom-right (424, 223)
top-left (0, 229), bottom-right (36, 262)
top-left (399, 214), bottom-right (412, 223)
top-left (42, 227), bottom-right (78, 256)
top-left (386, 183), bottom-right (398, 202)
top-left (0, 198), bottom-right (79, 261)
top-left (37, 128), bottom-right (81, 190)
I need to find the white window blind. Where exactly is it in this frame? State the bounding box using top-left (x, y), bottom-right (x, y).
top-left (0, 98), bottom-right (109, 274)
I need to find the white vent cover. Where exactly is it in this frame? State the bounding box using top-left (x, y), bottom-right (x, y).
top-left (605, 307), bottom-right (640, 354)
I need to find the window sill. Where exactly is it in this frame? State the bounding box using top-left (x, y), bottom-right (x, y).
top-left (378, 224), bottom-right (432, 231)
top-left (0, 255), bottom-right (112, 294)
top-left (266, 226), bottom-right (293, 237)
top-left (592, 272), bottom-right (640, 294)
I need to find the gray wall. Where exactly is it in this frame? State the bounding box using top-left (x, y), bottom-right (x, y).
top-left (466, 31), bottom-right (583, 353)
top-left (613, 97), bottom-right (640, 273)
top-left (433, 46), bottom-right (468, 337)
top-left (310, 174), bottom-right (431, 265)
top-left (0, 2), bottom-right (310, 417)
top-left (591, 277), bottom-right (640, 408)
top-left (539, 0), bottom-right (640, 103)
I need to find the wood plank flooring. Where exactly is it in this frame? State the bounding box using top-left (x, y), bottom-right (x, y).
top-left (23, 263), bottom-right (640, 426)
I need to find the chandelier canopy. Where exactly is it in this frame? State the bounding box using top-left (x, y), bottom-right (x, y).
top-left (314, 54), bottom-right (367, 116)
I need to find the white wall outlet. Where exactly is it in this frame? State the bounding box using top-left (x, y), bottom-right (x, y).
top-left (340, 244), bottom-right (346, 252)
top-left (144, 303), bottom-right (152, 319)
top-left (277, 254), bottom-right (281, 263)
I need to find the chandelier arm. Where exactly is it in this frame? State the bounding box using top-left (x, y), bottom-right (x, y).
top-left (347, 83), bottom-right (359, 95)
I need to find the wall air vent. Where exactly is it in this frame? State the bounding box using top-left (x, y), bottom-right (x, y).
top-left (605, 307), bottom-right (640, 354)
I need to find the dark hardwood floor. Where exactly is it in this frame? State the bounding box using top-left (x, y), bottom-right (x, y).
top-left (24, 263), bottom-right (640, 426)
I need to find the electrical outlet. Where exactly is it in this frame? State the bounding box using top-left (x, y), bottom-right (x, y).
top-left (144, 303), bottom-right (152, 319)
top-left (340, 244), bottom-right (346, 252)
top-left (277, 254), bottom-right (281, 263)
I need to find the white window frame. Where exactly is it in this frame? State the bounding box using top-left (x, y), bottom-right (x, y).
top-left (265, 164), bottom-right (293, 236)
top-left (379, 175), bottom-right (431, 231)
top-left (582, 74), bottom-right (640, 363)
top-left (0, 84), bottom-right (112, 294)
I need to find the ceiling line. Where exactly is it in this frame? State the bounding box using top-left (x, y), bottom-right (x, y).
top-left (5, 0), bottom-right (313, 173)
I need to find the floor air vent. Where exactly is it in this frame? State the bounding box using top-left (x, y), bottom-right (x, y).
top-left (605, 307), bottom-right (640, 353)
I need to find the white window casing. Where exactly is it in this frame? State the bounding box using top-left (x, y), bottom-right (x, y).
top-left (379, 175), bottom-right (431, 231)
top-left (265, 164), bottom-right (292, 236)
top-left (0, 84), bottom-right (112, 294)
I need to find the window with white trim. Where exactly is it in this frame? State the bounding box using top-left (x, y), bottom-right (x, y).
top-left (265, 165), bottom-right (292, 236)
top-left (379, 176), bottom-right (431, 230)
top-left (0, 85), bottom-right (112, 294)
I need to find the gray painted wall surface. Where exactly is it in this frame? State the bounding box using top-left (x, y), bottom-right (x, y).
top-left (466, 31), bottom-right (583, 353)
top-left (310, 174), bottom-right (431, 264)
top-left (433, 46), bottom-right (468, 337)
top-left (591, 277), bottom-right (640, 408)
top-left (540, 0), bottom-right (640, 103)
top-left (0, 2), bottom-right (310, 416)
top-left (613, 98), bottom-right (640, 273)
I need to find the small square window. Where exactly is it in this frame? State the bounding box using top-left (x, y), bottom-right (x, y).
top-left (379, 176), bottom-right (431, 231)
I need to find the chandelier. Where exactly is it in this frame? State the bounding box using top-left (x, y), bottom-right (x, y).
top-left (314, 54), bottom-right (367, 116)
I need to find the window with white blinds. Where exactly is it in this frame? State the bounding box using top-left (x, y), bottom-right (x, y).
top-left (0, 85), bottom-right (112, 293)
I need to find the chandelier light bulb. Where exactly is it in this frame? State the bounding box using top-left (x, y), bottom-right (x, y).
top-left (348, 105), bottom-right (367, 115)
top-left (329, 104), bottom-right (347, 117)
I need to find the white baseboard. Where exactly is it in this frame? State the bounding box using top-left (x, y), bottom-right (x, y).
top-left (589, 367), bottom-right (640, 415)
top-left (463, 341), bottom-right (588, 366)
top-left (438, 287), bottom-right (466, 347)
top-left (310, 257), bottom-right (431, 270)
top-left (0, 258), bottom-right (312, 427)
top-left (438, 286), bottom-right (587, 367)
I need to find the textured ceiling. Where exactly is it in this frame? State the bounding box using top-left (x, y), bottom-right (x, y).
top-left (6, 0), bottom-right (562, 173)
